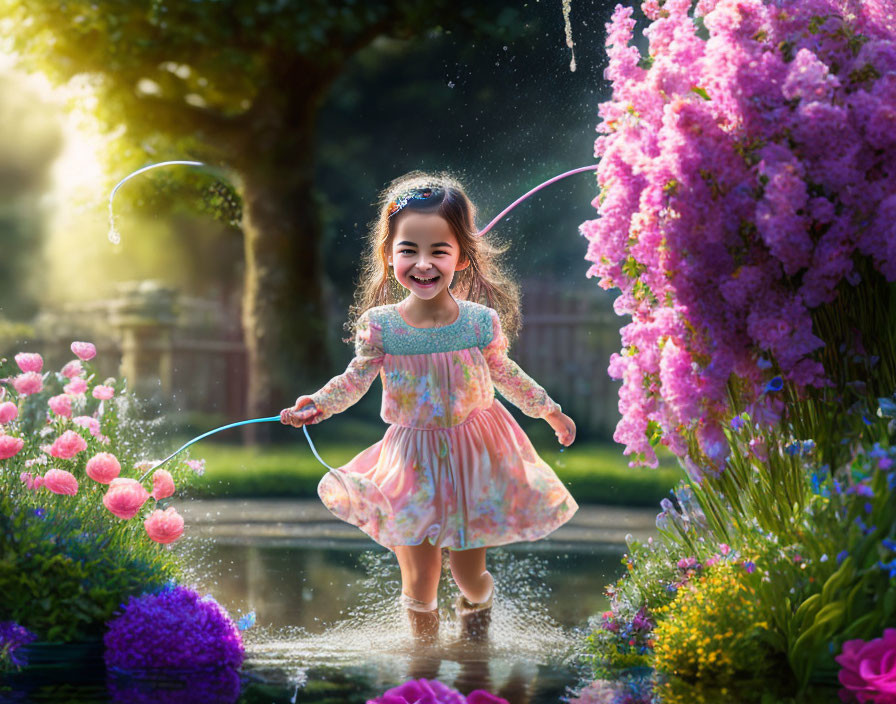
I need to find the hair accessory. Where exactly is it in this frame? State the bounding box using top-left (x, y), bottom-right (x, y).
top-left (388, 186), bottom-right (441, 218)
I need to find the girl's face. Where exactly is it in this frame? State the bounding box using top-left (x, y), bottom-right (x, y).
top-left (388, 212), bottom-right (469, 300)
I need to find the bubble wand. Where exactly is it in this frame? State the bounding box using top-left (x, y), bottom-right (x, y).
top-left (115, 162), bottom-right (600, 500)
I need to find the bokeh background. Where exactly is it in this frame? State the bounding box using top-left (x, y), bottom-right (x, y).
top-left (0, 0), bottom-right (655, 449)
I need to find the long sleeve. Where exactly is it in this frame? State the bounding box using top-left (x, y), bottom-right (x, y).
top-left (481, 307), bottom-right (561, 419)
top-left (301, 309), bottom-right (384, 423)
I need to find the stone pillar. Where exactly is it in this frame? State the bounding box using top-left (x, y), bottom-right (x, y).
top-left (109, 280), bottom-right (179, 399)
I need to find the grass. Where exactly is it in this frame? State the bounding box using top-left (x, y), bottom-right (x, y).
top-left (173, 419), bottom-right (684, 507)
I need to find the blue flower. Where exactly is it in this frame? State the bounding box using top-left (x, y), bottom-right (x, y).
top-left (31, 507), bottom-right (45, 519)
top-left (862, 414), bottom-right (873, 425)
top-left (877, 559), bottom-right (896, 579)
top-left (757, 357), bottom-right (773, 370)
top-left (765, 376), bottom-right (783, 393)
top-left (236, 611), bottom-right (256, 631)
top-left (837, 550), bottom-right (849, 566)
top-left (785, 442), bottom-right (800, 456)
top-left (883, 538), bottom-right (896, 552)
top-left (730, 415), bottom-right (745, 431)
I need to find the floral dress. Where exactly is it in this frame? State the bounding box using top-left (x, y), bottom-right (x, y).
top-left (301, 293), bottom-right (579, 553)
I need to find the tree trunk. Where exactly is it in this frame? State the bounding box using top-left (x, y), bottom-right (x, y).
top-left (235, 76), bottom-right (335, 445)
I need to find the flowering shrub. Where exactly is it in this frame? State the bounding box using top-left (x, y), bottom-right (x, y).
top-left (651, 560), bottom-right (773, 683)
top-left (0, 343), bottom-right (207, 643)
top-left (583, 0), bottom-right (896, 475)
top-left (104, 583), bottom-right (245, 671)
top-left (366, 677), bottom-right (510, 704)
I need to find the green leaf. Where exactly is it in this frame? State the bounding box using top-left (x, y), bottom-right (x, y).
top-left (691, 85), bottom-right (711, 100)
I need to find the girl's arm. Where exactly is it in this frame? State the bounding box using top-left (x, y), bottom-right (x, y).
top-left (481, 307), bottom-right (562, 419)
top-left (299, 309), bottom-right (385, 423)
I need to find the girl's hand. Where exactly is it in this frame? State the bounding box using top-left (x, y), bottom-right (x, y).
top-left (280, 396), bottom-right (321, 427)
top-left (546, 409), bottom-right (576, 446)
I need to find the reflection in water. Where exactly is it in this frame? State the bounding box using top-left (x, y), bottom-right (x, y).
top-left (171, 535), bottom-right (621, 703)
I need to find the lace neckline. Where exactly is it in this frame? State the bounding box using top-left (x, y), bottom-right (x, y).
top-left (395, 295), bottom-right (464, 330)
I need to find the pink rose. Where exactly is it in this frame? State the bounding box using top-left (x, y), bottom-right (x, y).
top-left (186, 458), bottom-right (206, 476)
top-left (0, 401), bottom-right (18, 424)
top-left (91, 385), bottom-right (114, 400)
top-left (14, 352), bottom-right (42, 373)
top-left (103, 477), bottom-right (150, 519)
top-left (12, 372), bottom-right (43, 396)
top-left (71, 415), bottom-right (101, 437)
top-left (48, 430), bottom-right (88, 459)
top-left (0, 435), bottom-right (25, 460)
top-left (63, 377), bottom-right (88, 396)
top-left (144, 506), bottom-right (184, 544)
top-left (150, 469), bottom-right (176, 500)
top-left (719, 543), bottom-right (731, 556)
top-left (48, 394), bottom-right (73, 418)
top-left (43, 468), bottom-right (79, 495)
top-left (71, 341), bottom-right (96, 361)
top-left (835, 628), bottom-right (896, 703)
top-left (85, 452), bottom-right (121, 484)
top-left (60, 360), bottom-right (84, 379)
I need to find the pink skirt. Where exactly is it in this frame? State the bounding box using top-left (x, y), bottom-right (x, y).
top-left (317, 398), bottom-right (578, 553)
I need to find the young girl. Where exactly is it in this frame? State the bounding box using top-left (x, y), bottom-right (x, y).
top-left (280, 170), bottom-right (578, 643)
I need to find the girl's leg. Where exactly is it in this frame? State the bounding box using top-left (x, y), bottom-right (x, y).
top-left (448, 547), bottom-right (493, 604)
top-left (448, 546), bottom-right (493, 641)
top-left (394, 540), bottom-right (443, 640)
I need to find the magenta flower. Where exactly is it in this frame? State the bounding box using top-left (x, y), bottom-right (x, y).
top-left (63, 377), bottom-right (88, 396)
top-left (43, 468), bottom-right (79, 495)
top-left (835, 628), bottom-right (896, 703)
top-left (144, 506), bottom-right (184, 544)
top-left (47, 394), bottom-right (72, 418)
top-left (85, 452), bottom-right (121, 484)
top-left (91, 384), bottom-right (114, 400)
top-left (12, 372), bottom-right (42, 396)
top-left (60, 359), bottom-right (83, 379)
top-left (48, 430), bottom-right (87, 459)
top-left (14, 352), bottom-right (42, 373)
top-left (103, 477), bottom-right (150, 519)
top-left (70, 341), bottom-right (96, 361)
top-left (0, 401), bottom-right (17, 424)
top-left (0, 435), bottom-right (25, 460)
top-left (367, 678), bottom-right (510, 704)
top-left (150, 469), bottom-right (175, 500)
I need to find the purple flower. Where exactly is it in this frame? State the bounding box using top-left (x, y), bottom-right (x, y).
top-left (103, 584), bottom-right (244, 671)
top-left (0, 620), bottom-right (38, 670)
top-left (366, 678), bottom-right (509, 704)
top-left (743, 561), bottom-right (756, 574)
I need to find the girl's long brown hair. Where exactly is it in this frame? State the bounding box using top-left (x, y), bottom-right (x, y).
top-left (343, 169), bottom-right (522, 347)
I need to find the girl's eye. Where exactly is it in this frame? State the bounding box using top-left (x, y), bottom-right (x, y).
top-left (399, 249), bottom-right (447, 255)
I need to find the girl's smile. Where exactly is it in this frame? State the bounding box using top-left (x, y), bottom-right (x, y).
top-left (388, 212), bottom-right (469, 317)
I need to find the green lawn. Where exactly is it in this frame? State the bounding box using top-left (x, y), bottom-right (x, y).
top-left (173, 427), bottom-right (684, 507)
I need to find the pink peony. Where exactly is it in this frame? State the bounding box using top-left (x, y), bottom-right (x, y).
top-left (150, 469), bottom-right (176, 500)
top-left (91, 385), bottom-right (114, 400)
top-left (0, 435), bottom-right (25, 460)
top-left (71, 341), bottom-right (96, 361)
top-left (32, 475), bottom-right (45, 490)
top-left (103, 478), bottom-right (150, 519)
top-left (14, 352), bottom-right (42, 373)
top-left (144, 506), bottom-right (184, 544)
top-left (85, 452), bottom-right (121, 484)
top-left (48, 430), bottom-right (88, 459)
top-left (12, 372), bottom-right (43, 396)
top-left (71, 415), bottom-right (101, 437)
top-left (63, 377), bottom-right (88, 396)
top-left (0, 401), bottom-right (18, 424)
top-left (48, 394), bottom-right (73, 418)
top-left (43, 468), bottom-right (79, 495)
top-left (186, 458), bottom-right (206, 476)
top-left (835, 628), bottom-right (896, 703)
top-left (60, 360), bottom-right (84, 379)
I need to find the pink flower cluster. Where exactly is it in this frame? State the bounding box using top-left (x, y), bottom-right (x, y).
top-left (582, 0), bottom-right (896, 469)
